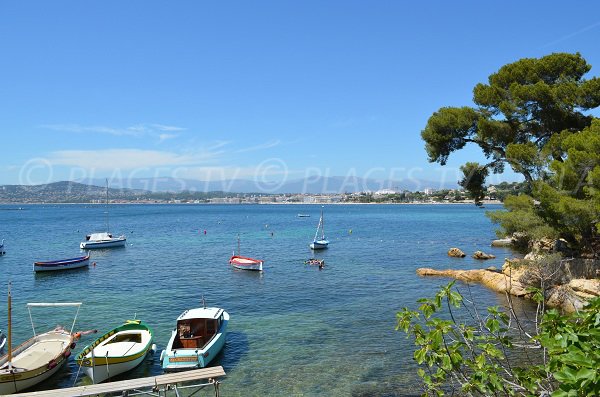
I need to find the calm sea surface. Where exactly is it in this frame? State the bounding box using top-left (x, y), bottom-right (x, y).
top-left (0, 203), bottom-right (534, 396)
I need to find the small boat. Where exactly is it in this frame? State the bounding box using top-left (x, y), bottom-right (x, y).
top-left (229, 235), bottom-right (263, 271)
top-left (310, 206), bottom-right (329, 250)
top-left (33, 254), bottom-right (90, 272)
top-left (0, 288), bottom-right (82, 395)
top-left (80, 179), bottom-right (126, 249)
top-left (0, 330), bottom-right (5, 354)
top-left (297, 214), bottom-right (311, 218)
top-left (75, 319), bottom-right (154, 384)
top-left (160, 300), bottom-right (229, 372)
top-left (80, 232), bottom-right (126, 249)
top-left (305, 258), bottom-right (325, 266)
top-left (0, 239), bottom-right (5, 256)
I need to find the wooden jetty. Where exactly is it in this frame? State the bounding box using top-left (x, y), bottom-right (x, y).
top-left (11, 366), bottom-right (225, 397)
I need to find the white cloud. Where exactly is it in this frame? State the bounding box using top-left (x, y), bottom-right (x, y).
top-left (234, 139), bottom-right (281, 153)
top-left (39, 123), bottom-right (186, 138)
top-left (158, 133), bottom-right (178, 142)
top-left (48, 148), bottom-right (218, 170)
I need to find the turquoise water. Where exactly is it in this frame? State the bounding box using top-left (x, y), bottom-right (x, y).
top-left (0, 204), bottom-right (530, 396)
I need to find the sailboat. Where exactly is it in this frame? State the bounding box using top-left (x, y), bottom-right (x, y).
top-left (80, 180), bottom-right (126, 249)
top-left (310, 206), bottom-right (329, 250)
top-left (0, 283), bottom-right (82, 394)
top-left (229, 235), bottom-right (263, 271)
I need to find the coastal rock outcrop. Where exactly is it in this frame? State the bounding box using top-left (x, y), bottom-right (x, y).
top-left (473, 251), bottom-right (496, 260)
top-left (447, 248), bottom-right (466, 258)
top-left (420, 258), bottom-right (600, 313)
top-left (491, 238), bottom-right (513, 247)
top-left (416, 267), bottom-right (529, 296)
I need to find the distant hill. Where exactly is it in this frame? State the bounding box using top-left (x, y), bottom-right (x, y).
top-left (78, 176), bottom-right (457, 194)
top-left (0, 181), bottom-right (146, 203)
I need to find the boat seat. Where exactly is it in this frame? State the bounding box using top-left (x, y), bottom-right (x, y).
top-left (180, 336), bottom-right (204, 349)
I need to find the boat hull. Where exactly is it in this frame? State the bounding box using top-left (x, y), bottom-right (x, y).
top-left (310, 240), bottom-right (329, 250)
top-left (75, 320), bottom-right (153, 384)
top-left (161, 309), bottom-right (229, 372)
top-left (80, 237), bottom-right (126, 249)
top-left (33, 255), bottom-right (90, 272)
top-left (0, 331), bottom-right (73, 394)
top-left (229, 256), bottom-right (263, 271)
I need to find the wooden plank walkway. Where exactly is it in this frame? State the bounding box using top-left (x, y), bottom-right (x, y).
top-left (11, 366), bottom-right (226, 397)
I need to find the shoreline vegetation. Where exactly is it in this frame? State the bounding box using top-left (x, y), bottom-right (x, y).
top-left (399, 53), bottom-right (600, 395)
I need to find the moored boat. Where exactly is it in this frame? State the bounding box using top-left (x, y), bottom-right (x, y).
top-left (229, 255), bottom-right (263, 271)
top-left (0, 239), bottom-right (5, 256)
top-left (33, 254), bottom-right (90, 272)
top-left (80, 233), bottom-right (126, 249)
top-left (0, 291), bottom-right (82, 395)
top-left (80, 179), bottom-right (126, 249)
top-left (310, 206), bottom-right (329, 250)
top-left (305, 258), bottom-right (325, 266)
top-left (75, 319), bottom-right (154, 384)
top-left (229, 235), bottom-right (263, 271)
top-left (160, 302), bottom-right (229, 372)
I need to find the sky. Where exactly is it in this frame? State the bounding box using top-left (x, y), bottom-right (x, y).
top-left (1, 0), bottom-right (599, 190)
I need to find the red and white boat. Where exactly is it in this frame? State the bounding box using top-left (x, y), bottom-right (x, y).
top-left (229, 236), bottom-right (263, 271)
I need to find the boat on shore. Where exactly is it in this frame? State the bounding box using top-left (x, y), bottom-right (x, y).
top-left (310, 207), bottom-right (329, 250)
top-left (0, 289), bottom-right (82, 395)
top-left (33, 254), bottom-right (90, 272)
top-left (80, 180), bottom-right (126, 249)
top-left (75, 319), bottom-right (154, 384)
top-left (161, 301), bottom-right (229, 372)
top-left (229, 235), bottom-right (263, 271)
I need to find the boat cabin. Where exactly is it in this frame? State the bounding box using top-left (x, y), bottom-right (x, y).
top-left (173, 308), bottom-right (225, 350)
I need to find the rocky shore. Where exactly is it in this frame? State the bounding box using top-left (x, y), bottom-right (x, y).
top-left (419, 245), bottom-right (600, 312)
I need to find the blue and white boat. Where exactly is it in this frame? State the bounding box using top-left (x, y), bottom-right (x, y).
top-left (160, 302), bottom-right (229, 372)
top-left (310, 207), bottom-right (329, 250)
top-left (0, 239), bottom-right (5, 256)
top-left (34, 254), bottom-right (90, 272)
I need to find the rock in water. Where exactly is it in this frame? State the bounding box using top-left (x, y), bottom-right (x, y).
top-left (447, 248), bottom-right (466, 258)
top-left (473, 250), bottom-right (496, 260)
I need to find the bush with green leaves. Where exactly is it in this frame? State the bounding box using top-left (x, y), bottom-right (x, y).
top-left (397, 282), bottom-right (600, 396)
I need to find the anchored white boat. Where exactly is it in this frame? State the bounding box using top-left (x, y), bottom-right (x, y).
top-left (310, 207), bottom-right (329, 250)
top-left (80, 180), bottom-right (126, 249)
top-left (161, 300), bottom-right (229, 372)
top-left (0, 288), bottom-right (82, 395)
top-left (75, 319), bottom-right (154, 384)
top-left (80, 233), bottom-right (126, 249)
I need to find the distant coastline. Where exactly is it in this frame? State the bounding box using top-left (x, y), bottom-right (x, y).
top-left (0, 200), bottom-right (503, 206)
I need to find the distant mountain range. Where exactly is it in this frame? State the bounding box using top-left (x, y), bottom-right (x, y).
top-left (0, 177), bottom-right (461, 203)
top-left (77, 176), bottom-right (458, 194)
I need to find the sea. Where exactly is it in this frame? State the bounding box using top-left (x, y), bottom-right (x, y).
top-left (0, 203), bottom-right (535, 396)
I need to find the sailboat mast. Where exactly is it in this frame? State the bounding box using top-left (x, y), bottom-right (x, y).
top-left (237, 234), bottom-right (241, 256)
top-left (105, 179), bottom-right (109, 233)
top-left (7, 282), bottom-right (12, 370)
top-left (321, 206), bottom-right (325, 239)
